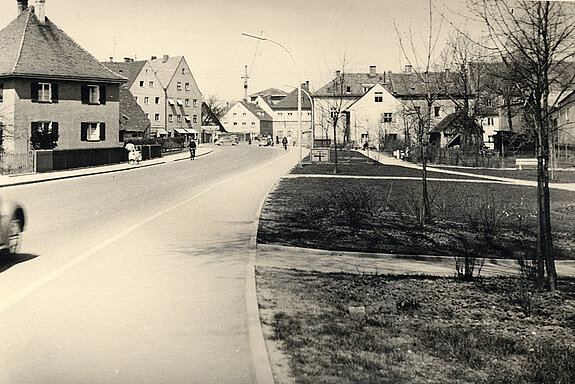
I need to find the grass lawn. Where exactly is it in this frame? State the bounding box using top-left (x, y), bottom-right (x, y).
top-left (256, 150), bottom-right (575, 383)
top-left (257, 268), bottom-right (575, 384)
top-left (432, 165), bottom-right (575, 183)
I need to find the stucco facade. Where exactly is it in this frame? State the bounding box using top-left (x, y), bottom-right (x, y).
top-left (149, 56), bottom-right (203, 138)
top-left (0, 78), bottom-right (121, 154)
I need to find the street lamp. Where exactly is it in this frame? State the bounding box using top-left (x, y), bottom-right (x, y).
top-left (241, 32), bottom-right (302, 166)
top-left (285, 84), bottom-right (314, 149)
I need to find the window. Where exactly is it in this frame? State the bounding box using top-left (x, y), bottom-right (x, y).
top-left (233, 113), bottom-right (237, 117)
top-left (155, 97), bottom-right (160, 104)
top-left (182, 68), bottom-right (186, 75)
top-left (233, 122), bottom-right (238, 126)
top-left (185, 99), bottom-right (190, 107)
top-left (177, 99), bottom-right (183, 106)
top-left (193, 99), bottom-right (198, 107)
top-left (140, 81), bottom-right (144, 87)
top-left (177, 82), bottom-right (182, 91)
top-left (81, 84), bottom-right (105, 105)
top-left (485, 99), bottom-right (493, 107)
top-left (149, 81), bottom-right (154, 88)
top-left (330, 107), bottom-right (338, 118)
top-left (32, 82), bottom-right (57, 103)
top-left (434, 106), bottom-right (441, 117)
top-left (168, 114), bottom-right (173, 122)
top-left (487, 117), bottom-right (494, 126)
top-left (374, 91), bottom-right (383, 102)
top-left (81, 122), bottom-right (105, 142)
top-left (382, 113), bottom-right (393, 123)
top-left (185, 83), bottom-right (190, 91)
top-left (362, 86), bottom-right (371, 94)
top-left (30, 121), bottom-right (59, 149)
top-left (346, 86), bottom-right (351, 94)
top-left (88, 85), bottom-right (99, 104)
top-left (251, 122), bottom-right (256, 125)
top-left (242, 122), bottom-right (247, 125)
top-left (193, 115), bottom-right (198, 123)
top-left (144, 97), bottom-right (150, 104)
top-left (288, 113), bottom-right (293, 116)
top-left (243, 113), bottom-right (246, 117)
top-left (134, 96), bottom-right (138, 102)
top-left (278, 113), bottom-right (283, 117)
top-left (177, 115), bottom-right (182, 123)
top-left (185, 115), bottom-right (191, 122)
top-left (155, 114), bottom-right (160, 121)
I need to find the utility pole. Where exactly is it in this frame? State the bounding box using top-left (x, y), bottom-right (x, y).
top-left (242, 65), bottom-right (249, 101)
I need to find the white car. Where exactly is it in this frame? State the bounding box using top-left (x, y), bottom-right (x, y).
top-left (0, 199), bottom-right (25, 257)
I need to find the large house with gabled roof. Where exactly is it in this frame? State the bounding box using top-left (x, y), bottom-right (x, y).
top-left (149, 55), bottom-right (203, 140)
top-left (220, 101), bottom-right (273, 139)
top-left (0, 0), bottom-right (126, 172)
top-left (313, 65), bottom-right (472, 149)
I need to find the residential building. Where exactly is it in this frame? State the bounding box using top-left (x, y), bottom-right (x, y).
top-left (249, 88), bottom-right (287, 103)
top-left (103, 59), bottom-right (162, 136)
top-left (149, 55), bottom-right (202, 140)
top-left (270, 83), bottom-right (313, 144)
top-left (0, 0), bottom-right (126, 172)
top-left (220, 101), bottom-right (273, 139)
top-left (552, 90), bottom-right (575, 147)
top-left (313, 65), bottom-right (473, 149)
top-left (118, 85), bottom-right (150, 141)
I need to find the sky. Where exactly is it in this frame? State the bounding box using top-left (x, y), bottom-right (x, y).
top-left (0, 0), bottom-right (478, 102)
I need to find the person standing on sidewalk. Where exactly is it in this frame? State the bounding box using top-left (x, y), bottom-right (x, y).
top-left (282, 136), bottom-right (288, 150)
top-left (188, 140), bottom-right (197, 160)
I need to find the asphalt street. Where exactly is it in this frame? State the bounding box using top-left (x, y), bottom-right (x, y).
top-left (0, 144), bottom-right (299, 384)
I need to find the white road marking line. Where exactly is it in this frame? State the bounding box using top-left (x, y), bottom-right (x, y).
top-left (0, 152), bottom-right (291, 314)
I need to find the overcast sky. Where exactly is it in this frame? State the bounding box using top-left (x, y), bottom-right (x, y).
top-left (0, 0), bottom-right (477, 102)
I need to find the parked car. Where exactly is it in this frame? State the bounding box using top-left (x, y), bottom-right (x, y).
top-left (258, 137), bottom-right (273, 146)
top-left (215, 137), bottom-right (238, 146)
top-left (0, 199), bottom-right (25, 257)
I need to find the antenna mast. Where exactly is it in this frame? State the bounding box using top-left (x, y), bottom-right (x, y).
top-left (243, 31), bottom-right (263, 102)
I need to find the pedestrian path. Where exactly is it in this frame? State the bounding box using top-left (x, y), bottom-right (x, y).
top-left (0, 147), bottom-right (212, 188)
top-left (364, 150), bottom-right (575, 192)
top-left (256, 244), bottom-right (575, 277)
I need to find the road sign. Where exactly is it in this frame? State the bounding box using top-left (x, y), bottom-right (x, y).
top-left (311, 148), bottom-right (330, 163)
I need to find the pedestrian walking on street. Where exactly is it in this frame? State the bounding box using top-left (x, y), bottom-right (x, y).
top-left (282, 136), bottom-right (288, 150)
top-left (188, 140), bottom-right (197, 160)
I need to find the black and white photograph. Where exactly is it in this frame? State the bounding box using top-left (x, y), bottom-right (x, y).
top-left (0, 0), bottom-right (574, 383)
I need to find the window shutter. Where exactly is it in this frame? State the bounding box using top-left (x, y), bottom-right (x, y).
top-left (99, 122), bottom-right (106, 141)
top-left (0, 83), bottom-right (3, 103)
top-left (51, 122), bottom-right (59, 144)
top-left (99, 85), bottom-right (106, 105)
top-left (51, 83), bottom-right (58, 103)
top-left (81, 84), bottom-right (88, 104)
top-left (81, 122), bottom-right (88, 141)
top-left (31, 82), bottom-right (39, 102)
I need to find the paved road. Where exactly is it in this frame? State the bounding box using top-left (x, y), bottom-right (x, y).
top-left (0, 144), bottom-right (299, 384)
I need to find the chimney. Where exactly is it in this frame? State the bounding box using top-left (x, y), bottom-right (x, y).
top-left (109, 57), bottom-right (114, 62)
top-left (34, 0), bottom-right (45, 24)
top-left (405, 64), bottom-right (413, 73)
top-left (151, 56), bottom-right (157, 60)
top-left (335, 70), bottom-right (341, 77)
top-left (162, 54), bottom-right (169, 63)
top-left (369, 65), bottom-right (376, 77)
top-left (17, 0), bottom-right (28, 14)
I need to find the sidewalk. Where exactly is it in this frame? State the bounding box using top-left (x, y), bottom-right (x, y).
top-left (0, 146), bottom-right (213, 188)
top-left (364, 150), bottom-right (575, 192)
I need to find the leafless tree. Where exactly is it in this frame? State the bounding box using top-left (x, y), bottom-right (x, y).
top-left (394, 0), bottom-right (446, 224)
top-left (473, 0), bottom-right (575, 290)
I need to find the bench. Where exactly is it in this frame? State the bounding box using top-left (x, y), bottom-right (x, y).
top-left (516, 158), bottom-right (538, 170)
